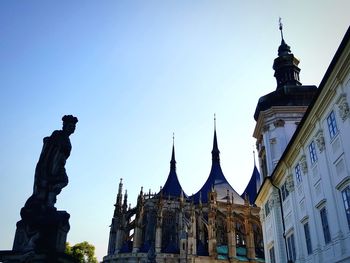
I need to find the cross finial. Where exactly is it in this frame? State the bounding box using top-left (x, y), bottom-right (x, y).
top-left (279, 17), bottom-right (284, 40)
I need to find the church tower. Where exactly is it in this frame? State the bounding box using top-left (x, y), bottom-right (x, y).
top-left (253, 22), bottom-right (317, 179)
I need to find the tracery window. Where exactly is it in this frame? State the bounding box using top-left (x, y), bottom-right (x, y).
top-left (253, 224), bottom-right (264, 258)
top-left (162, 210), bottom-right (178, 252)
top-left (216, 216), bottom-right (227, 245)
top-left (196, 215), bottom-right (208, 256)
top-left (141, 209), bottom-right (156, 250)
top-left (236, 221), bottom-right (246, 247)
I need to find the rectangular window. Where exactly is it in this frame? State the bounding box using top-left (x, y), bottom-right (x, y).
top-left (261, 152), bottom-right (268, 179)
top-left (342, 186), bottom-right (350, 230)
top-left (308, 141), bottom-right (317, 164)
top-left (320, 207), bottom-right (331, 244)
top-left (269, 246), bottom-right (276, 263)
top-left (303, 222), bottom-right (312, 255)
top-left (287, 233), bottom-right (296, 261)
top-left (281, 181), bottom-right (289, 201)
top-left (295, 164), bottom-right (302, 184)
top-left (327, 111), bottom-right (338, 139)
top-left (265, 202), bottom-right (270, 217)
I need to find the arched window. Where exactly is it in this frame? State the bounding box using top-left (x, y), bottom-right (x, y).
top-left (253, 223), bottom-right (264, 258)
top-left (162, 210), bottom-right (179, 253)
top-left (236, 221), bottom-right (246, 247)
top-left (216, 216), bottom-right (227, 245)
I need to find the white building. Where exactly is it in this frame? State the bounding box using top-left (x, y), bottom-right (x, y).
top-left (255, 26), bottom-right (350, 263)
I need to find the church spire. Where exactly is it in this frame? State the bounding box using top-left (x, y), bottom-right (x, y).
top-left (273, 19), bottom-right (301, 89)
top-left (159, 135), bottom-right (187, 198)
top-left (211, 115), bottom-right (220, 163)
top-left (170, 133), bottom-right (176, 170)
top-left (116, 178), bottom-right (123, 208)
top-left (190, 118), bottom-right (244, 204)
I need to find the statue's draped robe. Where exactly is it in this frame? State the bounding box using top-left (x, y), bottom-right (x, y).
top-left (33, 130), bottom-right (71, 206)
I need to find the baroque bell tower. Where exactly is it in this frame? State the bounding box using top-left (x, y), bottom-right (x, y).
top-left (253, 20), bottom-right (317, 180)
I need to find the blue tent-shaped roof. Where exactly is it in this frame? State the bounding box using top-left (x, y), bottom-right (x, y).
top-left (191, 129), bottom-right (244, 204)
top-left (159, 144), bottom-right (188, 198)
top-left (241, 165), bottom-right (261, 205)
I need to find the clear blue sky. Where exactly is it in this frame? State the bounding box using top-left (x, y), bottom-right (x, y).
top-left (0, 1), bottom-right (349, 260)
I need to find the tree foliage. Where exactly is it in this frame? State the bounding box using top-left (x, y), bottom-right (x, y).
top-left (65, 241), bottom-right (98, 263)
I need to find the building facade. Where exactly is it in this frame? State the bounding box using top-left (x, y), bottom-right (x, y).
top-left (255, 27), bottom-right (350, 263)
top-left (103, 130), bottom-right (264, 263)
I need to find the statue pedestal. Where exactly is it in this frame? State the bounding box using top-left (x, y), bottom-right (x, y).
top-left (0, 210), bottom-right (73, 263)
top-left (13, 208), bottom-right (70, 254)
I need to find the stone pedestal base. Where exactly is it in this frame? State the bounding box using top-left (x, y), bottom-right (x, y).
top-left (13, 209), bottom-right (70, 254)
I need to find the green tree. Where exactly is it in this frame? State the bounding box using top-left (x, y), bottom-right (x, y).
top-left (65, 241), bottom-right (98, 263)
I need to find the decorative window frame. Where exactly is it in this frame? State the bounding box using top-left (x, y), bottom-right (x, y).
top-left (336, 93), bottom-right (350, 121)
top-left (273, 119), bottom-right (285, 128)
top-left (281, 181), bottom-right (290, 201)
top-left (299, 155), bottom-right (308, 174)
top-left (286, 173), bottom-right (295, 193)
top-left (315, 130), bottom-right (326, 153)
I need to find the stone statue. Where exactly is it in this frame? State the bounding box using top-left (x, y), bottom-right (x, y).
top-left (33, 114), bottom-right (78, 207)
top-left (13, 115), bottom-right (78, 254)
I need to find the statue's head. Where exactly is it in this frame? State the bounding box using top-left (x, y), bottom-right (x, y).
top-left (62, 115), bottom-right (78, 135)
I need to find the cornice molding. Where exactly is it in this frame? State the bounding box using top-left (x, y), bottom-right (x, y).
top-left (253, 106), bottom-right (308, 138)
top-left (335, 41), bottom-right (350, 83)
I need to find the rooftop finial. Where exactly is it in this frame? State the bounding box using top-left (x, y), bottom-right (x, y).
top-left (279, 17), bottom-right (284, 40)
top-left (214, 113), bottom-right (216, 131)
top-left (253, 145), bottom-right (256, 166)
top-left (211, 115), bottom-right (220, 162)
top-left (170, 133), bottom-right (176, 170)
